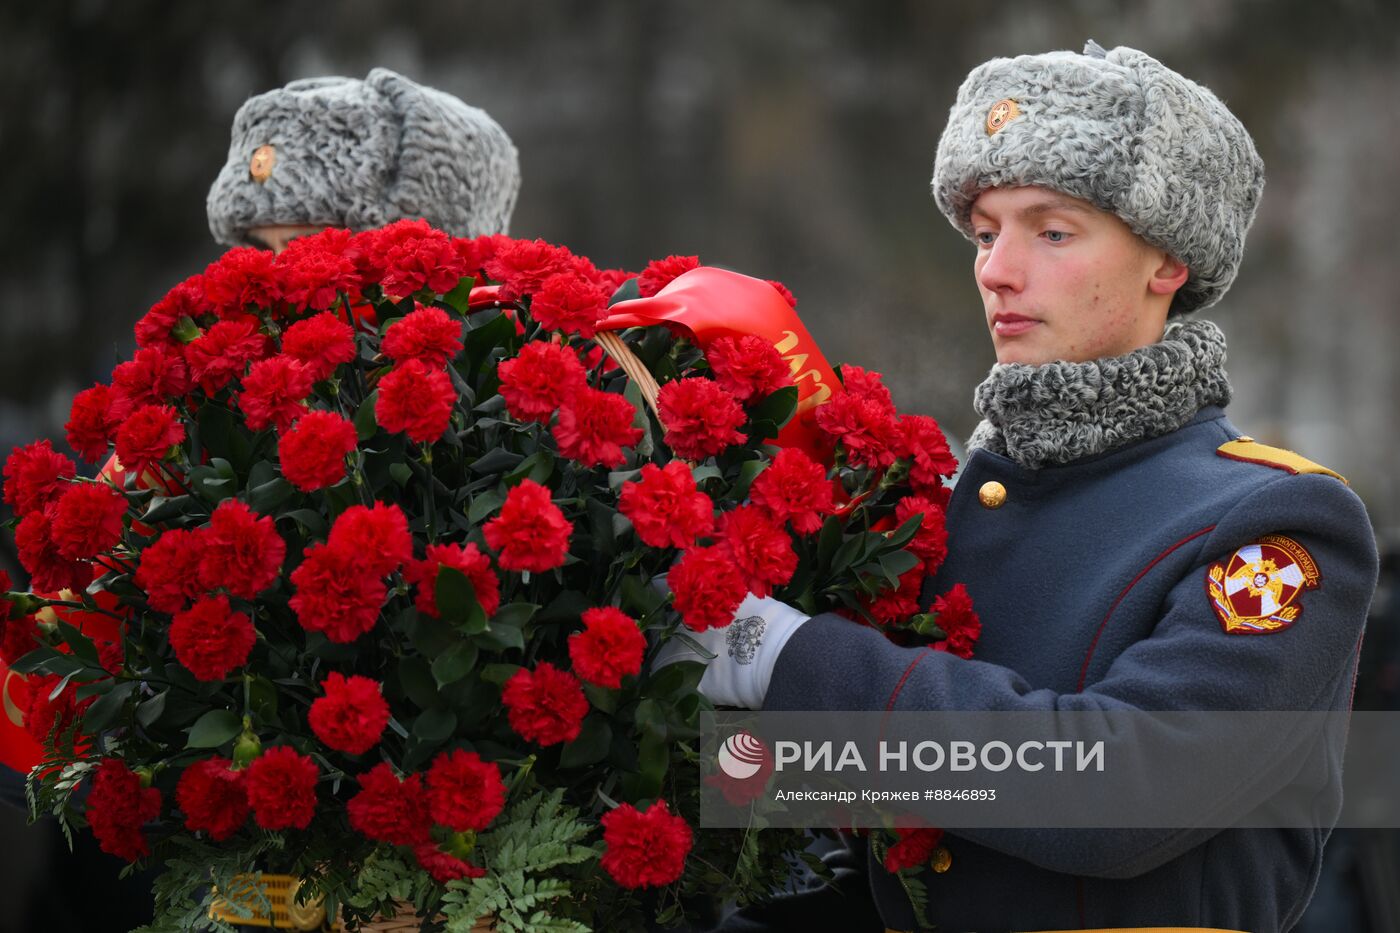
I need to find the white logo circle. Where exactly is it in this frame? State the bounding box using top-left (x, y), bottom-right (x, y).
top-left (718, 730), bottom-right (766, 780)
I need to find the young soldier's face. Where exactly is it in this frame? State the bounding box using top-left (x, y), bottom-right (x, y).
top-left (246, 224), bottom-right (323, 254)
top-left (969, 186), bottom-right (1185, 365)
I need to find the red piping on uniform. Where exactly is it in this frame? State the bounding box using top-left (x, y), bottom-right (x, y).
top-left (885, 648), bottom-right (935, 712)
top-left (1075, 525), bottom-right (1216, 693)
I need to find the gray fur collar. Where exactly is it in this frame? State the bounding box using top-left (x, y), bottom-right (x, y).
top-left (966, 319), bottom-right (1231, 470)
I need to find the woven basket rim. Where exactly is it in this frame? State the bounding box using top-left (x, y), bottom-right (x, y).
top-left (594, 330), bottom-right (659, 414)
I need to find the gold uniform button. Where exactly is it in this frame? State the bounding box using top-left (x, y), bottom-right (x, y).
top-left (978, 480), bottom-right (1007, 509)
top-left (930, 845), bottom-right (953, 873)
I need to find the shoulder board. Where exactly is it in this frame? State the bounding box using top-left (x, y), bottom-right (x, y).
top-left (1216, 437), bottom-right (1347, 484)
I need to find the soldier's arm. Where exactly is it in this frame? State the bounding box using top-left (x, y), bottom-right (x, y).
top-left (763, 472), bottom-right (1377, 877)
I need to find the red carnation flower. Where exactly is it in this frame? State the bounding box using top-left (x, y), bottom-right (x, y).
top-left (326, 502), bottom-right (413, 578)
top-left (484, 238), bottom-right (575, 301)
top-left (96, 636), bottom-right (125, 676)
top-left (347, 762), bottom-right (432, 846)
top-left (864, 566), bottom-right (925, 627)
top-left (767, 279), bottom-right (798, 308)
top-left (204, 246), bottom-right (284, 318)
top-left (501, 662), bottom-right (588, 746)
top-left (599, 799), bottom-right (693, 889)
top-left (14, 510), bottom-right (87, 594)
top-left (553, 386), bottom-right (642, 468)
top-left (111, 346), bottom-right (192, 416)
top-left (0, 588), bottom-right (39, 666)
top-left (134, 528), bottom-right (207, 613)
top-left (668, 544), bottom-right (749, 632)
top-left (278, 410), bottom-right (357, 492)
top-left (375, 358), bottom-right (456, 444)
top-left (749, 447), bottom-right (836, 535)
top-left (841, 365), bottom-right (897, 416)
top-left (595, 268), bottom-right (636, 294)
top-left (372, 220), bottom-right (467, 299)
top-left (483, 479), bottom-right (572, 573)
top-left (22, 672), bottom-right (93, 745)
top-left (568, 607), bottom-right (645, 689)
top-left (176, 757), bottom-right (249, 841)
top-left (414, 843), bottom-right (486, 883)
top-left (893, 495), bottom-right (949, 575)
top-left (405, 542), bottom-right (501, 619)
top-left (898, 415), bottom-right (959, 492)
top-left (426, 749), bottom-right (506, 833)
top-left (382, 305), bottom-right (464, 369)
top-left (529, 272), bottom-right (609, 338)
top-left (718, 505), bottom-right (797, 598)
top-left (114, 404), bottom-right (185, 476)
top-left (497, 340), bottom-right (587, 423)
top-left (932, 584), bottom-right (981, 659)
top-left (637, 255), bottom-right (700, 298)
top-left (884, 827), bottom-right (944, 873)
top-left (136, 274), bottom-right (206, 349)
top-left (656, 378), bottom-right (747, 461)
top-left (86, 758), bottom-right (162, 862)
top-left (281, 311), bottom-right (357, 382)
top-left (277, 230), bottom-right (362, 310)
top-left (289, 542), bottom-right (387, 642)
top-left (238, 356), bottom-right (314, 433)
top-left (66, 384), bottom-right (121, 463)
top-left (3, 439), bottom-right (76, 516)
top-left (308, 672), bottom-right (390, 755)
top-left (169, 595), bottom-right (256, 681)
top-left (814, 391), bottom-right (899, 469)
top-left (50, 482), bottom-right (127, 560)
top-left (198, 499), bottom-right (287, 599)
top-left (617, 461), bottom-right (714, 549)
top-left (452, 233), bottom-right (510, 277)
top-left (244, 746), bottom-right (319, 831)
top-left (706, 335), bottom-right (793, 404)
top-left (184, 316), bottom-right (271, 394)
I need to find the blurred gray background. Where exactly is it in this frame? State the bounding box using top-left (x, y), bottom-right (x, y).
top-left (1, 1), bottom-right (1398, 930)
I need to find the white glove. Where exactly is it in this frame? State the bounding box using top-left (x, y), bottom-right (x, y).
top-left (653, 592), bottom-right (810, 709)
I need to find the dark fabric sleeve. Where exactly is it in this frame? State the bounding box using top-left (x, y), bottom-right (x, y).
top-left (764, 473), bottom-right (1378, 878)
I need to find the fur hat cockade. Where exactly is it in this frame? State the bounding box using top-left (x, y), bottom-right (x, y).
top-left (932, 41), bottom-right (1264, 313)
top-left (207, 68), bottom-right (520, 246)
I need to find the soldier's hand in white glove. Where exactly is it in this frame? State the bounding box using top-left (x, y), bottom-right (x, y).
top-left (651, 591), bottom-right (810, 709)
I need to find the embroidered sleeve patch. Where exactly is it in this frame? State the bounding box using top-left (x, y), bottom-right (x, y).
top-left (1206, 534), bottom-right (1321, 634)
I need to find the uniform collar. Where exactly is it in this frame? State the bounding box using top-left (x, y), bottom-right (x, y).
top-left (966, 319), bottom-right (1232, 471)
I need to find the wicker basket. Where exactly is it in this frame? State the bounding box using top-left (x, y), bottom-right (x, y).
top-left (209, 874), bottom-right (494, 931)
top-left (595, 329), bottom-right (661, 412)
top-left (208, 874), bottom-right (335, 930)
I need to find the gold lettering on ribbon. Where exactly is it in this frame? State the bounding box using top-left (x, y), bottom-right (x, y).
top-left (772, 331), bottom-right (833, 413)
top-left (3, 670), bottom-right (27, 728)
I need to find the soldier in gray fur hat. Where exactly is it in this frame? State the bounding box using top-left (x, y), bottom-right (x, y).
top-left (665, 42), bottom-right (1377, 933)
top-left (207, 68), bottom-right (520, 252)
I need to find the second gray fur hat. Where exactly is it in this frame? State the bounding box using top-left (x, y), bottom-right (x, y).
top-left (208, 68), bottom-right (520, 246)
top-left (932, 41), bottom-right (1264, 313)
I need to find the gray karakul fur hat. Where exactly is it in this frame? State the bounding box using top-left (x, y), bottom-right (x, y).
top-left (207, 68), bottom-right (520, 246)
top-left (932, 40), bottom-right (1264, 313)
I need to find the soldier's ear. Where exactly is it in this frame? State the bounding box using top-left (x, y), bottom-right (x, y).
top-left (1149, 252), bottom-right (1190, 297)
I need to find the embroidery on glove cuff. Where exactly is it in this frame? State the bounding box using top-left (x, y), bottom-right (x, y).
top-left (727, 616), bottom-right (765, 664)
